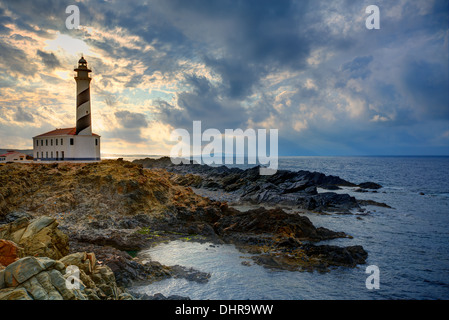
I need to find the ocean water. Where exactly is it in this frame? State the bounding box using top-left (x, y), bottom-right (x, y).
top-left (129, 156), bottom-right (449, 300)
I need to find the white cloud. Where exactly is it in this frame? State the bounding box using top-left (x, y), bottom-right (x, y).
top-left (370, 114), bottom-right (390, 122)
top-left (293, 119), bottom-right (308, 133)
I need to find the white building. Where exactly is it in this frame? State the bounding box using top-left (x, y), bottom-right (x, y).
top-left (33, 57), bottom-right (101, 162)
top-left (0, 151), bottom-right (29, 162)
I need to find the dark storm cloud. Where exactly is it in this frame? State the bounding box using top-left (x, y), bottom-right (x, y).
top-left (0, 7), bottom-right (12, 34)
top-left (203, 57), bottom-right (261, 100)
top-left (138, 0), bottom-right (447, 157)
top-left (115, 110), bottom-right (148, 129)
top-left (142, 0), bottom-right (316, 130)
top-left (157, 74), bottom-right (249, 130)
top-left (112, 110), bottom-right (149, 143)
top-left (0, 42), bottom-right (37, 75)
top-left (402, 59), bottom-right (449, 119)
top-left (37, 50), bottom-right (61, 69)
top-left (182, 0), bottom-right (311, 68)
top-left (0, 0), bottom-right (77, 36)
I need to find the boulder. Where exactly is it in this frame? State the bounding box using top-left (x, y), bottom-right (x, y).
top-left (0, 287), bottom-right (33, 300)
top-left (358, 182), bottom-right (382, 189)
top-left (0, 239), bottom-right (22, 267)
top-left (215, 207), bottom-right (346, 242)
top-left (19, 216), bottom-right (69, 259)
top-left (0, 254), bottom-right (130, 300)
top-left (0, 216), bottom-right (69, 260)
top-left (3, 257), bottom-right (48, 287)
top-left (59, 252), bottom-right (92, 274)
top-left (0, 217), bottom-right (30, 243)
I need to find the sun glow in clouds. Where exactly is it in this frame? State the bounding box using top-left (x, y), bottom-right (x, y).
top-left (45, 32), bottom-right (92, 58)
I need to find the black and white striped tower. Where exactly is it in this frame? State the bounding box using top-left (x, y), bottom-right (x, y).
top-left (74, 56), bottom-right (92, 135)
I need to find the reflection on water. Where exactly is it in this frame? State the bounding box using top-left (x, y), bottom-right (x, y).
top-left (131, 240), bottom-right (381, 300)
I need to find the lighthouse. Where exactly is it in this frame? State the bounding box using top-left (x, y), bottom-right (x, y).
top-left (74, 56), bottom-right (92, 135)
top-left (32, 57), bottom-right (101, 162)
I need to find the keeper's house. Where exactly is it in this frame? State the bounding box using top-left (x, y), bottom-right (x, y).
top-left (33, 57), bottom-right (101, 162)
top-left (33, 128), bottom-right (100, 161)
top-left (0, 151), bottom-right (29, 162)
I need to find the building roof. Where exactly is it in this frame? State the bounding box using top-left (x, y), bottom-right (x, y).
top-left (33, 128), bottom-right (100, 138)
top-left (0, 151), bottom-right (27, 157)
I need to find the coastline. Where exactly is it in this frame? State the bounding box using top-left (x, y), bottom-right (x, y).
top-left (1, 158), bottom-right (388, 300)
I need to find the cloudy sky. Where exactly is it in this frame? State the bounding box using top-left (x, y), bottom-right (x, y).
top-left (0, 0), bottom-right (447, 156)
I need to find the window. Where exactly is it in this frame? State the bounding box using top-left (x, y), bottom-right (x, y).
top-left (36, 140), bottom-right (39, 147)
top-left (51, 151), bottom-right (53, 159)
top-left (41, 152), bottom-right (44, 158)
top-left (61, 151), bottom-right (65, 160)
top-left (56, 139), bottom-right (58, 146)
top-left (41, 140), bottom-right (43, 146)
top-left (95, 139), bottom-right (98, 146)
top-left (51, 139), bottom-right (53, 146)
top-left (46, 139), bottom-right (48, 146)
top-left (56, 151), bottom-right (59, 160)
top-left (46, 152), bottom-right (48, 159)
top-left (70, 138), bottom-right (74, 145)
top-left (61, 138), bottom-right (63, 146)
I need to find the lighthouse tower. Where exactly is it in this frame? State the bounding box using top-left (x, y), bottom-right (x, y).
top-left (32, 56), bottom-right (101, 162)
top-left (74, 56), bottom-right (92, 135)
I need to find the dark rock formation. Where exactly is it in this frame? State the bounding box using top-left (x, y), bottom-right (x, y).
top-left (133, 157), bottom-right (383, 214)
top-left (210, 206), bottom-right (367, 271)
top-left (358, 182), bottom-right (382, 189)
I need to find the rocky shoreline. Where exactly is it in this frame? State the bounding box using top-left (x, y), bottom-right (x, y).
top-left (0, 159), bottom-right (387, 300)
top-left (133, 157), bottom-right (389, 213)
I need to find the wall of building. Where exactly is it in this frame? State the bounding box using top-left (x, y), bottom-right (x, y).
top-left (33, 135), bottom-right (100, 161)
top-left (0, 152), bottom-right (27, 162)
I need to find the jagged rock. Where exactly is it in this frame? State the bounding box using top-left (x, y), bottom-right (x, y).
top-left (132, 292), bottom-right (190, 300)
top-left (72, 229), bottom-right (148, 251)
top-left (0, 287), bottom-right (33, 300)
top-left (3, 257), bottom-right (48, 287)
top-left (0, 240), bottom-right (22, 267)
top-left (59, 252), bottom-right (92, 275)
top-left (211, 206), bottom-right (367, 271)
top-left (215, 207), bottom-right (347, 242)
top-left (169, 265), bottom-right (211, 283)
top-left (0, 254), bottom-right (130, 300)
top-left (0, 216), bottom-right (68, 260)
top-left (358, 182), bottom-right (382, 189)
top-left (0, 217), bottom-right (134, 301)
top-left (58, 251), bottom-right (121, 298)
top-left (0, 211), bottom-right (31, 225)
top-left (118, 292), bottom-right (135, 300)
top-left (134, 157), bottom-right (386, 213)
top-left (302, 244), bottom-right (368, 268)
top-left (90, 265), bottom-right (119, 299)
top-left (0, 256), bottom-right (86, 300)
top-left (357, 200), bottom-right (392, 208)
top-left (0, 161), bottom-right (214, 252)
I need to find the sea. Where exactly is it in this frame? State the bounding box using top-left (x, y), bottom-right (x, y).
top-left (107, 155), bottom-right (449, 300)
